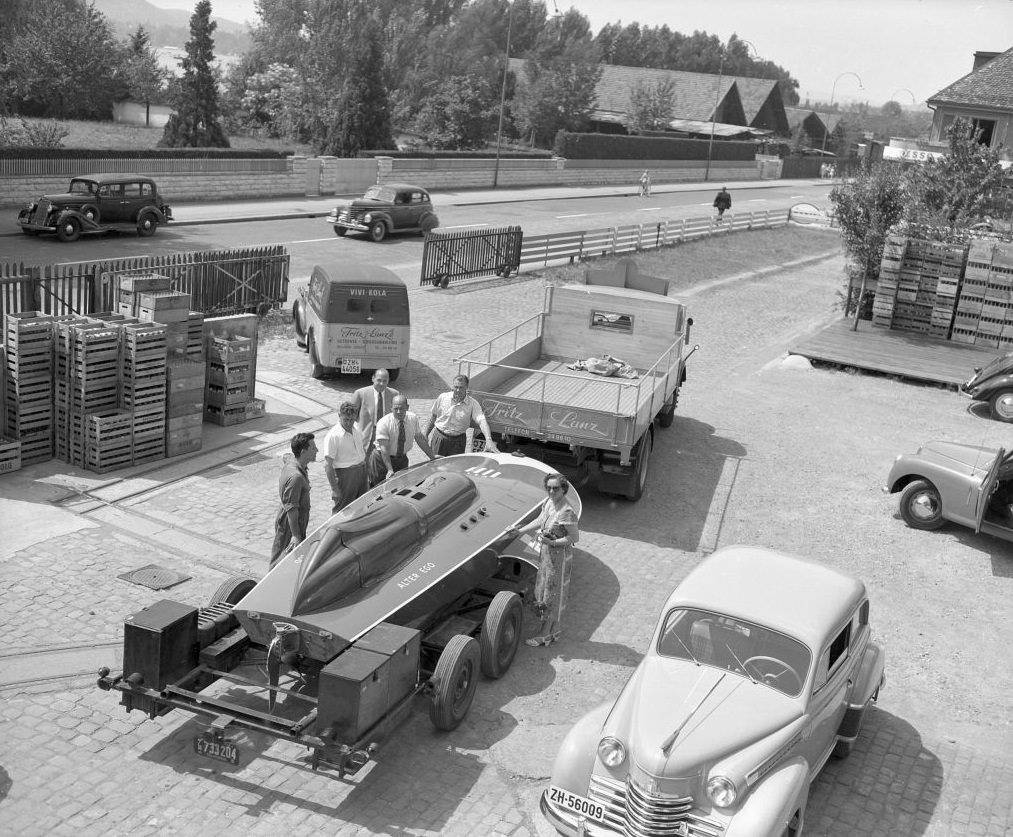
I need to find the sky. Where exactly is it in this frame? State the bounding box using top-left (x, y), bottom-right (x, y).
top-left (147, 0), bottom-right (1013, 106)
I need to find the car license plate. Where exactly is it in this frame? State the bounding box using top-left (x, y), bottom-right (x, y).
top-left (547, 785), bottom-right (605, 822)
top-left (193, 735), bottom-right (240, 765)
top-left (341, 358), bottom-right (361, 375)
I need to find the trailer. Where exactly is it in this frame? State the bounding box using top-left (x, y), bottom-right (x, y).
top-left (457, 263), bottom-right (696, 500)
top-left (98, 453), bottom-right (579, 776)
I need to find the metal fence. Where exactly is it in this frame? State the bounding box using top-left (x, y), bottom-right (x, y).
top-left (0, 245), bottom-right (289, 323)
top-left (420, 226), bottom-right (522, 287)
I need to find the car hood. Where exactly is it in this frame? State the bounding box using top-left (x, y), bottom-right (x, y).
top-left (41, 193), bottom-right (88, 205)
top-left (604, 656), bottom-right (801, 777)
top-left (913, 441), bottom-right (998, 474)
top-left (342, 198), bottom-right (390, 210)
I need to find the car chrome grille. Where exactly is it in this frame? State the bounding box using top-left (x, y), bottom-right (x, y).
top-left (338, 209), bottom-right (361, 223)
top-left (32, 199), bottom-right (51, 224)
top-left (588, 775), bottom-right (725, 837)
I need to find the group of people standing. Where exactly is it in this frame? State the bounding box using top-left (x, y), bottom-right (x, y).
top-left (268, 370), bottom-right (582, 650)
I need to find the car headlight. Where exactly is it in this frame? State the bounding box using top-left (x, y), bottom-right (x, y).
top-left (706, 775), bottom-right (737, 808)
top-left (363, 212), bottom-right (373, 223)
top-left (597, 736), bottom-right (626, 768)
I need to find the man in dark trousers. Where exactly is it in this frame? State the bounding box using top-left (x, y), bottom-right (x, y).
top-left (270, 432), bottom-right (317, 568)
top-left (713, 186), bottom-right (732, 219)
top-left (352, 368), bottom-right (400, 485)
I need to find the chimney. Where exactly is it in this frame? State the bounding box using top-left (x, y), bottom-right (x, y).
top-left (973, 51), bottom-right (1001, 72)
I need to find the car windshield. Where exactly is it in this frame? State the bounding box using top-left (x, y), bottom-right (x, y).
top-left (363, 186), bottom-right (396, 202)
top-left (658, 608), bottom-right (812, 697)
top-left (69, 179), bottom-right (97, 195)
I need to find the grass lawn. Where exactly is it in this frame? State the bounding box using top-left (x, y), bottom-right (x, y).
top-left (19, 117), bottom-right (315, 154)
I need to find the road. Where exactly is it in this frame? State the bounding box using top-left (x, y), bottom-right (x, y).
top-left (0, 181), bottom-right (832, 283)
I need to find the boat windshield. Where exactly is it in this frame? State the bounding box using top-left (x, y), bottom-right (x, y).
top-left (658, 608), bottom-right (811, 697)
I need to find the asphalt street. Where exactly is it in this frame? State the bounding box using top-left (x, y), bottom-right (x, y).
top-left (1, 185), bottom-right (1011, 836)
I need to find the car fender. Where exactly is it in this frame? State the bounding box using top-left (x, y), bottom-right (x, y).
top-left (56, 207), bottom-right (99, 230)
top-left (971, 375), bottom-right (1013, 400)
top-left (365, 210), bottom-right (393, 226)
top-left (851, 640), bottom-right (885, 705)
top-left (548, 701), bottom-right (613, 793)
top-left (135, 206), bottom-right (166, 224)
top-left (723, 756), bottom-right (808, 837)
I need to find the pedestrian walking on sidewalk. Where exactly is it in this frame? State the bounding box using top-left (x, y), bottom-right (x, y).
top-left (639, 169), bottom-right (651, 197)
top-left (713, 186), bottom-right (732, 219)
top-left (370, 395), bottom-right (438, 483)
top-left (270, 432), bottom-right (317, 567)
top-left (323, 401), bottom-right (368, 513)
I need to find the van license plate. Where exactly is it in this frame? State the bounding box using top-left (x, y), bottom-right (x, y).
top-left (341, 359), bottom-right (361, 374)
top-left (193, 735), bottom-right (239, 765)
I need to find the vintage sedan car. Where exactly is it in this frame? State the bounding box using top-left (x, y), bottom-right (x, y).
top-left (885, 440), bottom-right (1013, 538)
top-left (541, 546), bottom-right (885, 837)
top-left (961, 351), bottom-right (1013, 421)
top-left (328, 183), bottom-right (439, 242)
top-left (17, 173), bottom-right (172, 241)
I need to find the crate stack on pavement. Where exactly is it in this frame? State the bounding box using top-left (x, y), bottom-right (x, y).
top-left (953, 240), bottom-right (1013, 349)
top-left (119, 273), bottom-right (206, 459)
top-left (3, 312), bottom-right (56, 470)
top-left (204, 335), bottom-right (260, 425)
top-left (873, 234), bottom-right (965, 339)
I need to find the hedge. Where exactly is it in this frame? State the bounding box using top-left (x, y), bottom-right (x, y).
top-left (356, 148), bottom-right (553, 159)
top-left (0, 147), bottom-right (294, 159)
top-left (554, 132), bottom-right (757, 161)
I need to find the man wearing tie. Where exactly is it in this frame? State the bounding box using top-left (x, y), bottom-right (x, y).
top-left (352, 368), bottom-right (400, 485)
top-left (372, 395), bottom-right (438, 482)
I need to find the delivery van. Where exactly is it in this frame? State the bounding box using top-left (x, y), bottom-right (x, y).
top-left (293, 263), bottom-right (411, 381)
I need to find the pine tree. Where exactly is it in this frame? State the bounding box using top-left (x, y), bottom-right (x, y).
top-left (160, 0), bottom-right (229, 148)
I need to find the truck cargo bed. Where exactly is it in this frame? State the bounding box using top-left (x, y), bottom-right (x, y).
top-left (489, 358), bottom-right (643, 415)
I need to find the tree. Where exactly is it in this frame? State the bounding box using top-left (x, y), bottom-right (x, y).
top-left (122, 26), bottom-right (168, 128)
top-left (319, 23), bottom-right (393, 156)
top-left (239, 63), bottom-right (305, 139)
top-left (412, 75), bottom-right (497, 149)
top-left (904, 117), bottom-right (1009, 227)
top-left (625, 77), bottom-right (675, 134)
top-left (160, 0), bottom-right (229, 148)
top-left (829, 162), bottom-right (907, 327)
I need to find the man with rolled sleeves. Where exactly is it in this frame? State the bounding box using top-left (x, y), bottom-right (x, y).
top-left (352, 368), bottom-right (400, 485)
top-left (371, 395), bottom-right (438, 482)
top-left (323, 401), bottom-right (368, 513)
top-left (427, 374), bottom-right (498, 456)
top-left (270, 432), bottom-right (317, 568)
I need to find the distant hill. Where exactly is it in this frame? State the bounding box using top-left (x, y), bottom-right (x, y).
top-left (91, 0), bottom-right (253, 54)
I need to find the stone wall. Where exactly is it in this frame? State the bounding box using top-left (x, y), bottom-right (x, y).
top-left (0, 155), bottom-right (767, 207)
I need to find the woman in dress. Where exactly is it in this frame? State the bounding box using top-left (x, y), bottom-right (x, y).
top-left (505, 473), bottom-right (580, 646)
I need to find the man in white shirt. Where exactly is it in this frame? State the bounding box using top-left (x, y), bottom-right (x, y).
top-left (427, 374), bottom-right (498, 456)
top-left (323, 401), bottom-right (368, 513)
top-left (352, 368), bottom-right (400, 486)
top-left (371, 395), bottom-right (437, 482)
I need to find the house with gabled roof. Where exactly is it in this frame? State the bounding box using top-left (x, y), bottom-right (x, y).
top-left (926, 47), bottom-right (1013, 154)
top-left (784, 106), bottom-right (840, 150)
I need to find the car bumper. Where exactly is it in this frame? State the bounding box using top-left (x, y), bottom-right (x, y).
top-left (540, 792), bottom-right (616, 837)
top-left (18, 221), bottom-right (55, 232)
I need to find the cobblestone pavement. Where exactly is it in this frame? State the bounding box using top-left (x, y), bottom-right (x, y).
top-left (2, 248), bottom-right (1012, 836)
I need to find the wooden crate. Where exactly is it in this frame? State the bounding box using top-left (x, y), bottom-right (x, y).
top-left (205, 381), bottom-right (250, 407)
top-left (17, 430), bottom-right (52, 465)
top-left (207, 336), bottom-right (253, 364)
top-left (245, 398), bottom-right (266, 420)
top-left (0, 438), bottom-right (22, 474)
top-left (207, 362), bottom-right (251, 387)
top-left (204, 403), bottom-right (248, 426)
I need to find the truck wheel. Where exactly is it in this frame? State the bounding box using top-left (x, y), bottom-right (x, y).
top-left (56, 217), bottom-right (81, 242)
top-left (308, 332), bottom-right (326, 379)
top-left (657, 394), bottom-right (676, 428)
top-left (429, 634), bottom-right (480, 731)
top-left (625, 431), bottom-right (653, 502)
top-left (333, 225), bottom-right (347, 237)
top-left (369, 220), bottom-right (387, 242)
top-left (136, 212), bottom-right (159, 236)
top-left (208, 575), bottom-right (257, 606)
top-left (81, 204), bottom-right (100, 224)
top-left (292, 298), bottom-right (307, 347)
top-left (479, 591), bottom-right (523, 678)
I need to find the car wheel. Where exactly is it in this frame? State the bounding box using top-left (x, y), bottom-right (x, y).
top-left (292, 299), bottom-right (307, 347)
top-left (56, 217), bottom-right (81, 242)
top-left (208, 575), bottom-right (257, 607)
top-left (780, 808), bottom-right (803, 837)
top-left (479, 591), bottom-right (523, 679)
top-left (419, 214), bottom-right (438, 235)
top-left (308, 332), bottom-right (326, 379)
top-left (136, 212), bottom-right (158, 236)
top-left (369, 220), bottom-right (387, 242)
top-left (898, 479), bottom-right (945, 530)
top-left (429, 635), bottom-right (480, 731)
top-left (80, 204), bottom-right (100, 224)
top-left (333, 225), bottom-right (347, 237)
top-left (989, 390), bottom-right (1013, 422)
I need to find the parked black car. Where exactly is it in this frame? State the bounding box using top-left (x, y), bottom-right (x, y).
top-left (962, 351), bottom-right (1013, 421)
top-left (328, 183), bottom-right (439, 242)
top-left (18, 174), bottom-right (172, 241)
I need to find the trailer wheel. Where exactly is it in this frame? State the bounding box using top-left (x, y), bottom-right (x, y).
top-left (429, 634), bottom-right (480, 731)
top-left (208, 575), bottom-right (257, 606)
top-left (479, 591), bottom-right (523, 678)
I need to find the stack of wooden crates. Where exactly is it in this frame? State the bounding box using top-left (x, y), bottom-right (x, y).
top-left (952, 240), bottom-right (1013, 348)
top-left (873, 233), bottom-right (966, 338)
top-left (2, 311), bottom-right (57, 472)
top-left (202, 314), bottom-right (264, 426)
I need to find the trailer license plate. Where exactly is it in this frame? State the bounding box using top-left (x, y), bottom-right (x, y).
top-left (547, 785), bottom-right (605, 822)
top-left (193, 735), bottom-right (240, 765)
top-left (341, 358), bottom-right (361, 374)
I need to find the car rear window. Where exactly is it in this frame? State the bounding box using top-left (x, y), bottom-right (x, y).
top-left (326, 285), bottom-right (409, 325)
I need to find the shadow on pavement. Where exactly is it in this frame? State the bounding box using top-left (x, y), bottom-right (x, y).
top-left (807, 706), bottom-right (942, 836)
top-left (579, 414), bottom-right (747, 552)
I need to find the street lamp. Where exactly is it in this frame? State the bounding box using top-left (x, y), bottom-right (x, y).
top-left (821, 71), bottom-right (864, 156)
top-left (492, 0), bottom-right (515, 189)
top-left (704, 39), bottom-right (760, 182)
top-left (890, 88), bottom-right (917, 106)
